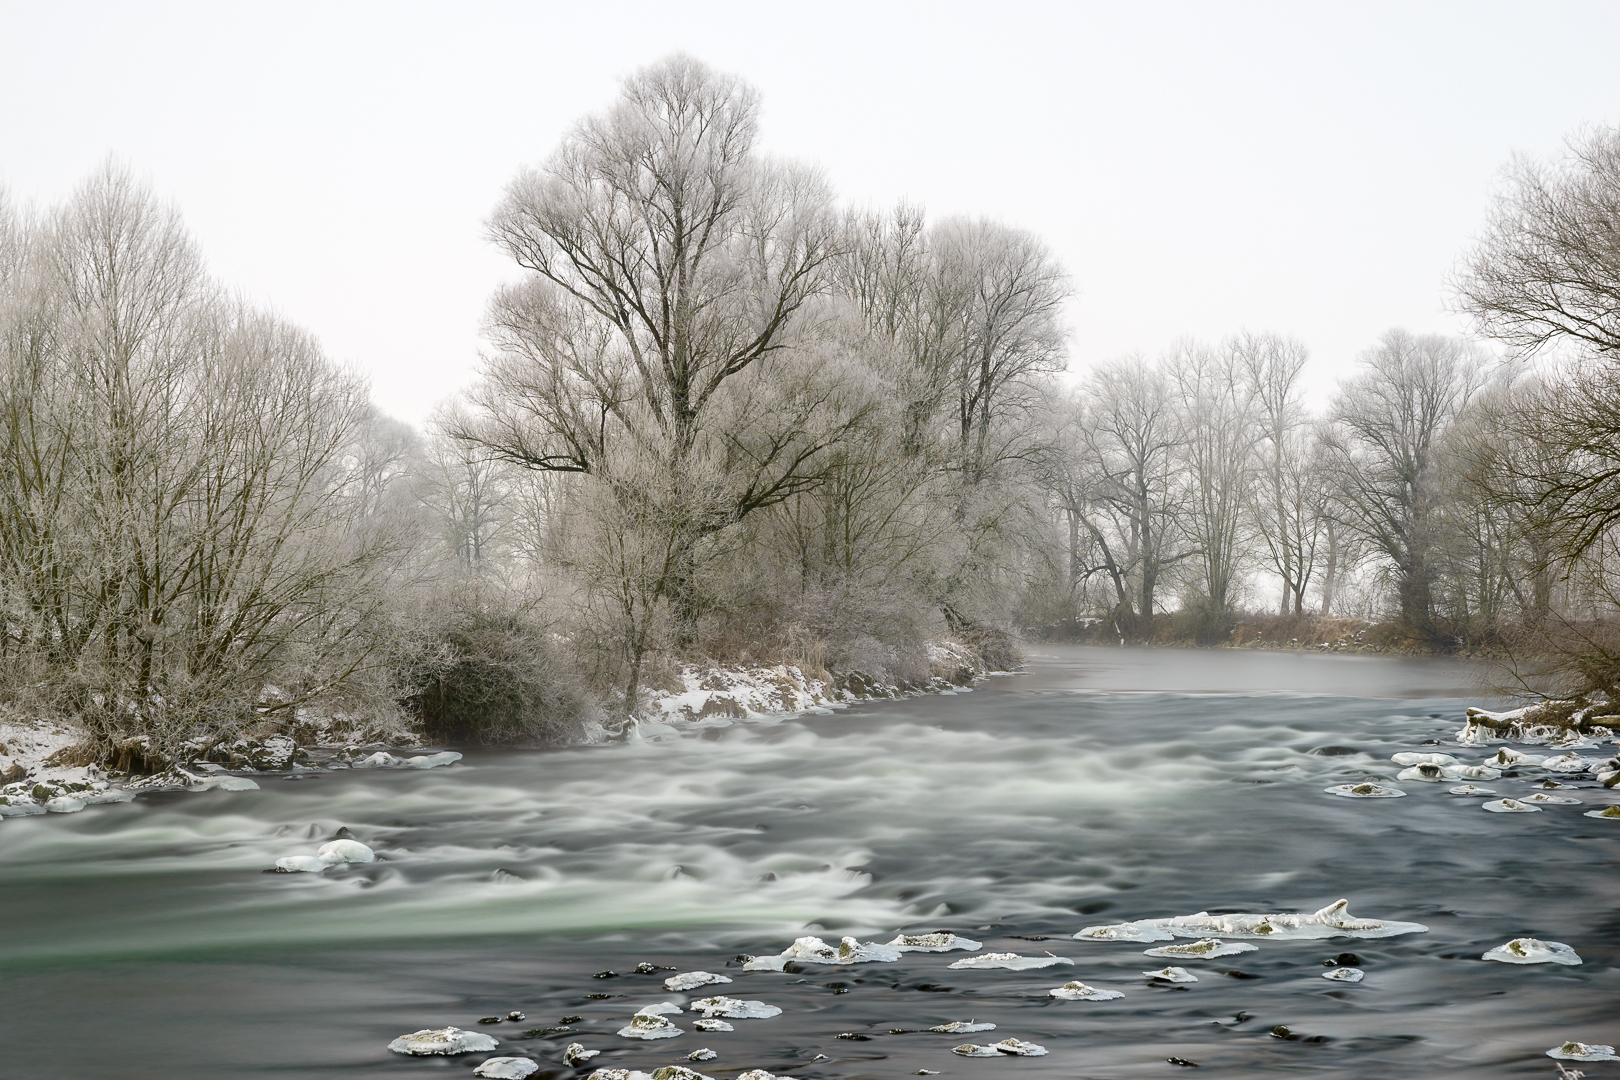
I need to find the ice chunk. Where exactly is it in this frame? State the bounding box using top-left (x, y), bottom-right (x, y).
top-left (355, 751), bottom-right (404, 768)
top-left (1454, 765), bottom-right (1503, 780)
top-left (1447, 784), bottom-right (1497, 795)
top-left (1321, 967), bottom-right (1364, 982)
top-left (1324, 783), bottom-right (1406, 798)
top-left (1547, 1041), bottom-right (1620, 1062)
top-left (588, 1070), bottom-right (655, 1080)
top-left (317, 838), bottom-right (375, 864)
top-left (1488, 748), bottom-right (1543, 767)
top-left (403, 751), bottom-right (463, 769)
top-left (1583, 806), bottom-right (1620, 819)
top-left (565, 1043), bottom-right (599, 1065)
top-left (476, 1058), bottom-right (539, 1079)
top-left (947, 951), bottom-right (1073, 970)
top-left (388, 1026), bottom-right (499, 1055)
top-left (1518, 792), bottom-right (1582, 805)
top-left (651, 1067), bottom-right (714, 1080)
top-left (1143, 966), bottom-right (1197, 983)
top-left (735, 1071), bottom-right (795, 1080)
top-left (951, 1044), bottom-right (1001, 1057)
top-left (689, 996), bottom-right (781, 1019)
top-left (1048, 980), bottom-right (1124, 1001)
top-left (637, 1002), bottom-right (683, 1016)
top-left (1482, 938), bottom-right (1581, 965)
top-left (1397, 764), bottom-right (1462, 783)
top-left (687, 1049), bottom-right (717, 1062)
top-left (1392, 752), bottom-right (1458, 766)
top-left (1482, 798), bottom-right (1541, 813)
top-left (884, 932), bottom-right (982, 952)
top-left (618, 1007), bottom-right (683, 1039)
top-left (1544, 752), bottom-right (1597, 773)
top-left (1086, 900), bottom-right (1427, 942)
top-left (989, 1039), bottom-right (1046, 1056)
top-left (274, 855), bottom-right (329, 872)
top-left (693, 1019), bottom-right (733, 1032)
top-left (930, 1022), bottom-right (995, 1033)
top-left (43, 796), bottom-right (86, 813)
top-left (1455, 721), bottom-right (1505, 745)
top-left (80, 788), bottom-right (137, 805)
top-left (1073, 921), bottom-right (1174, 943)
top-left (216, 776), bottom-right (260, 791)
top-left (743, 935), bottom-right (900, 970)
top-left (1143, 938), bottom-right (1258, 960)
top-left (665, 971), bottom-right (732, 992)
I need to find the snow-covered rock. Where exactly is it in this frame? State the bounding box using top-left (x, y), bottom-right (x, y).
top-left (930, 1022), bottom-right (995, 1033)
top-left (1482, 798), bottom-right (1540, 813)
top-left (476, 1058), bottom-right (539, 1078)
top-left (947, 951), bottom-right (1072, 970)
top-left (1048, 980), bottom-right (1123, 1000)
top-left (1584, 806), bottom-right (1620, 820)
top-left (1391, 752), bottom-right (1458, 766)
top-left (1547, 1041), bottom-right (1619, 1062)
top-left (1324, 783), bottom-right (1406, 798)
top-left (665, 971), bottom-right (732, 992)
top-left (1482, 938), bottom-right (1581, 965)
top-left (1143, 966), bottom-right (1197, 982)
top-left (274, 855), bottom-right (330, 873)
top-left (1321, 967), bottom-right (1364, 982)
top-left (1447, 784), bottom-right (1496, 796)
top-left (564, 1043), bottom-right (599, 1065)
top-left (693, 1019), bottom-right (733, 1032)
top-left (743, 935), bottom-right (900, 970)
top-left (688, 996), bottom-right (780, 1019)
top-left (618, 1006), bottom-right (683, 1040)
top-left (1143, 938), bottom-right (1257, 960)
top-left (884, 932), bottom-right (982, 952)
top-left (387, 1026), bottom-right (499, 1055)
top-left (1079, 900), bottom-right (1427, 942)
top-left (316, 838), bottom-right (374, 864)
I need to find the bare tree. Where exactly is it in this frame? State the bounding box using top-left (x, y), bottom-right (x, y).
top-left (1169, 340), bottom-right (1256, 616)
top-left (1319, 330), bottom-right (1484, 631)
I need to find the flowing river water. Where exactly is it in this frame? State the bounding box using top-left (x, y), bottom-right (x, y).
top-left (2, 645), bottom-right (1616, 1077)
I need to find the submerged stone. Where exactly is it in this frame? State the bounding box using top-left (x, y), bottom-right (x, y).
top-left (665, 971), bottom-right (732, 992)
top-left (1324, 783), bottom-right (1406, 798)
top-left (743, 935), bottom-right (900, 970)
top-left (947, 951), bottom-right (1073, 970)
top-left (1482, 798), bottom-right (1541, 813)
top-left (1321, 967), bottom-right (1364, 982)
top-left (885, 932), bottom-right (982, 952)
top-left (1048, 980), bottom-right (1124, 1001)
top-left (1583, 806), bottom-right (1620, 819)
top-left (1144, 966), bottom-right (1198, 983)
top-left (689, 996), bottom-right (781, 1019)
top-left (1143, 938), bottom-right (1258, 960)
top-left (1447, 784), bottom-right (1497, 796)
top-left (475, 1058), bottom-right (540, 1079)
top-left (930, 1022), bottom-right (996, 1033)
top-left (1482, 938), bottom-right (1582, 965)
top-left (1547, 1041), bottom-right (1620, 1062)
top-left (564, 1043), bottom-right (599, 1065)
top-left (387, 1027), bottom-right (499, 1055)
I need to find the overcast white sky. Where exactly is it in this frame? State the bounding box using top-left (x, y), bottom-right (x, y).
top-left (4, 0), bottom-right (1618, 424)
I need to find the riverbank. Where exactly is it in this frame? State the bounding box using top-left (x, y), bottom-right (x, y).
top-left (1037, 613), bottom-right (1484, 657)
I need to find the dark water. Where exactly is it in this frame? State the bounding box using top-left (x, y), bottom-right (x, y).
top-left (2, 645), bottom-right (1617, 1078)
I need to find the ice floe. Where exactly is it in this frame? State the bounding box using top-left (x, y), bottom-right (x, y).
top-left (565, 1043), bottom-right (599, 1065)
top-left (1482, 798), bottom-right (1541, 813)
top-left (689, 996), bottom-right (780, 1019)
top-left (884, 932), bottom-right (982, 952)
top-left (1447, 785), bottom-right (1497, 795)
top-left (1583, 806), bottom-right (1620, 819)
top-left (1324, 783), bottom-right (1406, 798)
top-left (274, 855), bottom-right (330, 872)
top-left (952, 1039), bottom-right (1046, 1057)
top-left (1048, 981), bottom-right (1124, 1001)
top-left (1143, 966), bottom-right (1197, 983)
top-left (947, 951), bottom-right (1072, 970)
top-left (651, 1066), bottom-right (713, 1080)
top-left (1547, 1041), bottom-right (1619, 1062)
top-left (742, 936), bottom-right (901, 970)
top-left (1321, 967), bottom-right (1364, 982)
top-left (317, 838), bottom-right (374, 863)
top-left (388, 1027), bottom-right (499, 1055)
top-left (693, 1018), bottom-right (733, 1032)
top-left (1142, 938), bottom-right (1258, 960)
top-left (1078, 900), bottom-right (1427, 942)
top-left (1397, 762), bottom-right (1500, 782)
top-left (476, 1058), bottom-right (539, 1079)
top-left (1518, 792), bottom-right (1582, 805)
top-left (1543, 752), bottom-right (1598, 773)
top-left (930, 1022), bottom-right (995, 1033)
top-left (588, 1070), bottom-right (655, 1080)
top-left (1482, 938), bottom-right (1581, 965)
top-left (619, 1005), bottom-right (684, 1039)
top-left (665, 971), bottom-right (732, 992)
top-left (1488, 748), bottom-right (1544, 768)
top-left (1391, 752), bottom-right (1459, 766)
top-left (735, 1071), bottom-right (796, 1080)
top-left (688, 1049), bottom-right (717, 1062)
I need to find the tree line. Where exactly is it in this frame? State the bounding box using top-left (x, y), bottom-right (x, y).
top-left (3, 56), bottom-right (1618, 765)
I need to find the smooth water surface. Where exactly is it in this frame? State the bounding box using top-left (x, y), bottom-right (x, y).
top-left (2, 645), bottom-right (1616, 1077)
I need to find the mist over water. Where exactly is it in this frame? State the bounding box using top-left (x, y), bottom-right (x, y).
top-left (2, 646), bottom-right (1615, 1078)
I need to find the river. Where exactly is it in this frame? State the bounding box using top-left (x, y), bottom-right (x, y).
top-left (1, 645), bottom-right (1615, 1077)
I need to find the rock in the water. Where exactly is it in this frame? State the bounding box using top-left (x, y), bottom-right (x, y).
top-left (687, 1049), bottom-right (717, 1062)
top-left (1144, 966), bottom-right (1197, 983)
top-left (1447, 784), bottom-right (1496, 796)
top-left (274, 855), bottom-right (329, 873)
top-left (355, 751), bottom-right (404, 768)
top-left (1482, 798), bottom-right (1541, 813)
top-left (1487, 748), bottom-right (1543, 768)
top-left (564, 1043), bottom-right (599, 1065)
top-left (1321, 967), bottom-right (1364, 982)
top-left (1324, 783), bottom-right (1406, 798)
top-left (743, 935), bottom-right (901, 970)
top-left (951, 1044), bottom-right (1001, 1057)
top-left (884, 932), bottom-right (983, 952)
top-left (618, 1007), bottom-right (683, 1040)
top-left (1397, 763), bottom-right (1462, 783)
top-left (1544, 752), bottom-right (1598, 774)
top-left (1143, 938), bottom-right (1258, 960)
top-left (216, 776), bottom-right (260, 791)
top-left (735, 1072), bottom-right (793, 1080)
top-left (1547, 1041), bottom-right (1619, 1062)
top-left (1583, 806), bottom-right (1620, 819)
top-left (43, 796), bottom-right (86, 813)
top-left (1082, 899), bottom-right (1426, 942)
top-left (947, 951), bottom-right (1072, 970)
top-left (1073, 920), bottom-right (1175, 943)
top-left (1518, 792), bottom-right (1582, 805)
top-left (1391, 752), bottom-right (1459, 766)
top-left (588, 1070), bottom-right (655, 1080)
top-left (1482, 938), bottom-right (1582, 965)
top-left (693, 1019), bottom-right (733, 1032)
top-left (665, 971), bottom-right (732, 992)
top-left (387, 1026), bottom-right (500, 1055)
top-left (930, 1022), bottom-right (996, 1033)
top-left (476, 1058), bottom-right (540, 1079)
top-left (317, 838), bottom-right (375, 864)
top-left (989, 1039), bottom-right (1046, 1057)
top-left (1048, 980), bottom-right (1124, 1001)
top-left (689, 996), bottom-right (781, 1019)
top-left (650, 1066), bottom-right (713, 1080)
top-left (403, 751), bottom-right (462, 769)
